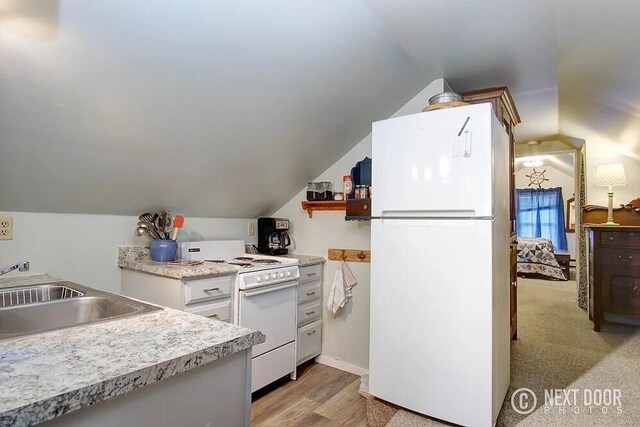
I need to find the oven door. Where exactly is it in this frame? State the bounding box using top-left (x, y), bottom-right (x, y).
top-left (238, 281), bottom-right (297, 358)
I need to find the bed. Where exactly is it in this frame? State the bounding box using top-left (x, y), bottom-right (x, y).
top-left (516, 237), bottom-right (567, 280)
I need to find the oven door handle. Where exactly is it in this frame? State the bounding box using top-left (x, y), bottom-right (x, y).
top-left (241, 281), bottom-right (297, 298)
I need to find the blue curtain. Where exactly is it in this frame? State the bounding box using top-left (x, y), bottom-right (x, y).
top-left (516, 187), bottom-right (568, 250)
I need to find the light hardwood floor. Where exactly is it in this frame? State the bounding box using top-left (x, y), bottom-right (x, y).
top-left (251, 362), bottom-right (367, 426)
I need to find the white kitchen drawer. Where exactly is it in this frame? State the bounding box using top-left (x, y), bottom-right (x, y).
top-left (184, 275), bottom-right (233, 306)
top-left (297, 299), bottom-right (321, 326)
top-left (299, 264), bottom-right (323, 284)
top-left (252, 341), bottom-right (296, 392)
top-left (297, 320), bottom-right (322, 364)
top-left (185, 299), bottom-right (231, 322)
top-left (298, 280), bottom-right (322, 304)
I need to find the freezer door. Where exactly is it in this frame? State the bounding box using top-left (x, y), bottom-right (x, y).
top-left (372, 103), bottom-right (497, 218)
top-left (369, 218), bottom-right (503, 427)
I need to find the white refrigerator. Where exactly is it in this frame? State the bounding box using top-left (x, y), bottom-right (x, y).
top-left (369, 103), bottom-right (511, 427)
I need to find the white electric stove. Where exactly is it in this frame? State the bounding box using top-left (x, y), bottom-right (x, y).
top-left (180, 240), bottom-right (299, 392)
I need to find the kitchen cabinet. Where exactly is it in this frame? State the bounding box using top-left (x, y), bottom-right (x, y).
top-left (296, 264), bottom-right (323, 364)
top-left (121, 270), bottom-right (234, 322)
top-left (11, 274), bottom-right (257, 427)
top-left (461, 86), bottom-right (521, 340)
top-left (587, 225), bottom-right (640, 331)
top-left (42, 350), bottom-right (252, 427)
top-left (297, 320), bottom-right (323, 364)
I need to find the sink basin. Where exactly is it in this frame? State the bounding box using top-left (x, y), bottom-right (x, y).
top-left (0, 283), bottom-right (84, 308)
top-left (0, 281), bottom-right (162, 340)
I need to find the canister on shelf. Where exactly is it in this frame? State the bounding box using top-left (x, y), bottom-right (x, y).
top-left (318, 181), bottom-right (333, 200)
top-left (306, 182), bottom-right (319, 201)
top-left (361, 186), bottom-right (369, 199)
top-left (343, 175), bottom-right (353, 199)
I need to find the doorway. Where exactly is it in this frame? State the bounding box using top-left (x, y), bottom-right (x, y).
top-left (514, 137), bottom-right (585, 292)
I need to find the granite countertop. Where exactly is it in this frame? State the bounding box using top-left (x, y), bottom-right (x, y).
top-left (119, 246), bottom-right (324, 278)
top-left (118, 246), bottom-right (239, 279)
top-left (0, 274), bottom-right (265, 427)
top-left (283, 254), bottom-right (325, 267)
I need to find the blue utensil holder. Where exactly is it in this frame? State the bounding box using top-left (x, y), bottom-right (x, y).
top-left (151, 239), bottom-right (178, 262)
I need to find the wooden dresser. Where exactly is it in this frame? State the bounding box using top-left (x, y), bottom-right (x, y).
top-left (586, 225), bottom-right (640, 331)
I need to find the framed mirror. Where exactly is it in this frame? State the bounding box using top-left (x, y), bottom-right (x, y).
top-left (566, 197), bottom-right (575, 232)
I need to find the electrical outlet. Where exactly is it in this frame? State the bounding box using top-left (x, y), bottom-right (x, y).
top-left (0, 217), bottom-right (13, 240)
top-left (247, 220), bottom-right (255, 236)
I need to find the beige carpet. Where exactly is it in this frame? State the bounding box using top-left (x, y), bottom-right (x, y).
top-left (378, 277), bottom-right (640, 426)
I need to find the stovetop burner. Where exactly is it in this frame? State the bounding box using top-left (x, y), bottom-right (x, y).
top-left (228, 261), bottom-right (252, 267)
top-left (195, 254), bottom-right (289, 270)
top-left (253, 259), bottom-right (280, 265)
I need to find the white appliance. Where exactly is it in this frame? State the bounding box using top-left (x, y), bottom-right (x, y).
top-left (369, 103), bottom-right (511, 427)
top-left (180, 240), bottom-right (299, 392)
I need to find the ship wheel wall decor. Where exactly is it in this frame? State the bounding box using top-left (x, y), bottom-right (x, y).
top-left (526, 168), bottom-right (549, 188)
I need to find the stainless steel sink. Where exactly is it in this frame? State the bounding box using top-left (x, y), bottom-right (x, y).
top-left (0, 281), bottom-right (162, 340)
top-left (0, 283), bottom-right (84, 308)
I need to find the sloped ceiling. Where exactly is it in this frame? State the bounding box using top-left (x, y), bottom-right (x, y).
top-left (0, 1), bottom-right (638, 217)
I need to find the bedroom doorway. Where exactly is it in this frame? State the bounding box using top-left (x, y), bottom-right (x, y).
top-left (514, 149), bottom-right (576, 281)
top-left (514, 136), bottom-right (586, 295)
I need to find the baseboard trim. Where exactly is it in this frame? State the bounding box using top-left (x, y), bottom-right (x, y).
top-left (315, 355), bottom-right (369, 376)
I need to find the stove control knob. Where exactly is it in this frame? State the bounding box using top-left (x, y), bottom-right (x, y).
top-left (264, 274), bottom-right (270, 281)
top-left (286, 271), bottom-right (291, 277)
top-left (279, 272), bottom-right (284, 278)
top-left (257, 276), bottom-right (261, 282)
top-left (272, 273), bottom-right (277, 279)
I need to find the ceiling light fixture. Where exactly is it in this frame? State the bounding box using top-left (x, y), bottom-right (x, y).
top-left (519, 156), bottom-right (546, 167)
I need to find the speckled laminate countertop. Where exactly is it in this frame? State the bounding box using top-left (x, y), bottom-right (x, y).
top-left (282, 254), bottom-right (325, 267)
top-left (118, 246), bottom-right (239, 279)
top-left (0, 274), bottom-right (265, 427)
top-left (119, 246), bottom-right (324, 278)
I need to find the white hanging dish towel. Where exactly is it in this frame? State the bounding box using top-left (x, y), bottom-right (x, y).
top-left (342, 260), bottom-right (357, 298)
top-left (327, 260), bottom-right (358, 315)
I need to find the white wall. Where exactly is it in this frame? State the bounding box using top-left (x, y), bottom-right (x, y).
top-left (515, 162), bottom-right (576, 258)
top-left (273, 79), bottom-right (447, 372)
top-left (0, 212), bottom-right (255, 293)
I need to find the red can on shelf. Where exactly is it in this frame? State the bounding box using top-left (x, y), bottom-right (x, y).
top-left (343, 175), bottom-right (353, 199)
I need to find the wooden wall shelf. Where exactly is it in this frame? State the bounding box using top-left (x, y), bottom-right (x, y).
top-left (301, 200), bottom-right (346, 218)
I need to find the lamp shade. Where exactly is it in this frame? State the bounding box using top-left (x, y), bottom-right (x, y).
top-left (594, 163), bottom-right (626, 187)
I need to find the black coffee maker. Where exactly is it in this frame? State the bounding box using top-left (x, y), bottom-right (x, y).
top-left (257, 217), bottom-right (292, 255)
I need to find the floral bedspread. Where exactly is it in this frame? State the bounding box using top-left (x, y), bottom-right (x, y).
top-left (516, 237), bottom-right (567, 280)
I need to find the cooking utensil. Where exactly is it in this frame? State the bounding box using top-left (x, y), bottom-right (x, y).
top-left (422, 101), bottom-right (468, 112)
top-left (138, 212), bottom-right (155, 223)
top-left (136, 226), bottom-right (153, 238)
top-left (428, 91), bottom-right (462, 105)
top-left (423, 91), bottom-right (467, 112)
top-left (155, 212), bottom-right (174, 239)
top-left (171, 215), bottom-right (184, 240)
top-left (137, 222), bottom-right (162, 239)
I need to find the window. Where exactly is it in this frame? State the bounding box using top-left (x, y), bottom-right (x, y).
top-left (516, 188), bottom-right (568, 250)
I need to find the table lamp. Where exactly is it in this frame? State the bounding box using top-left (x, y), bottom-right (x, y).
top-left (594, 163), bottom-right (626, 225)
